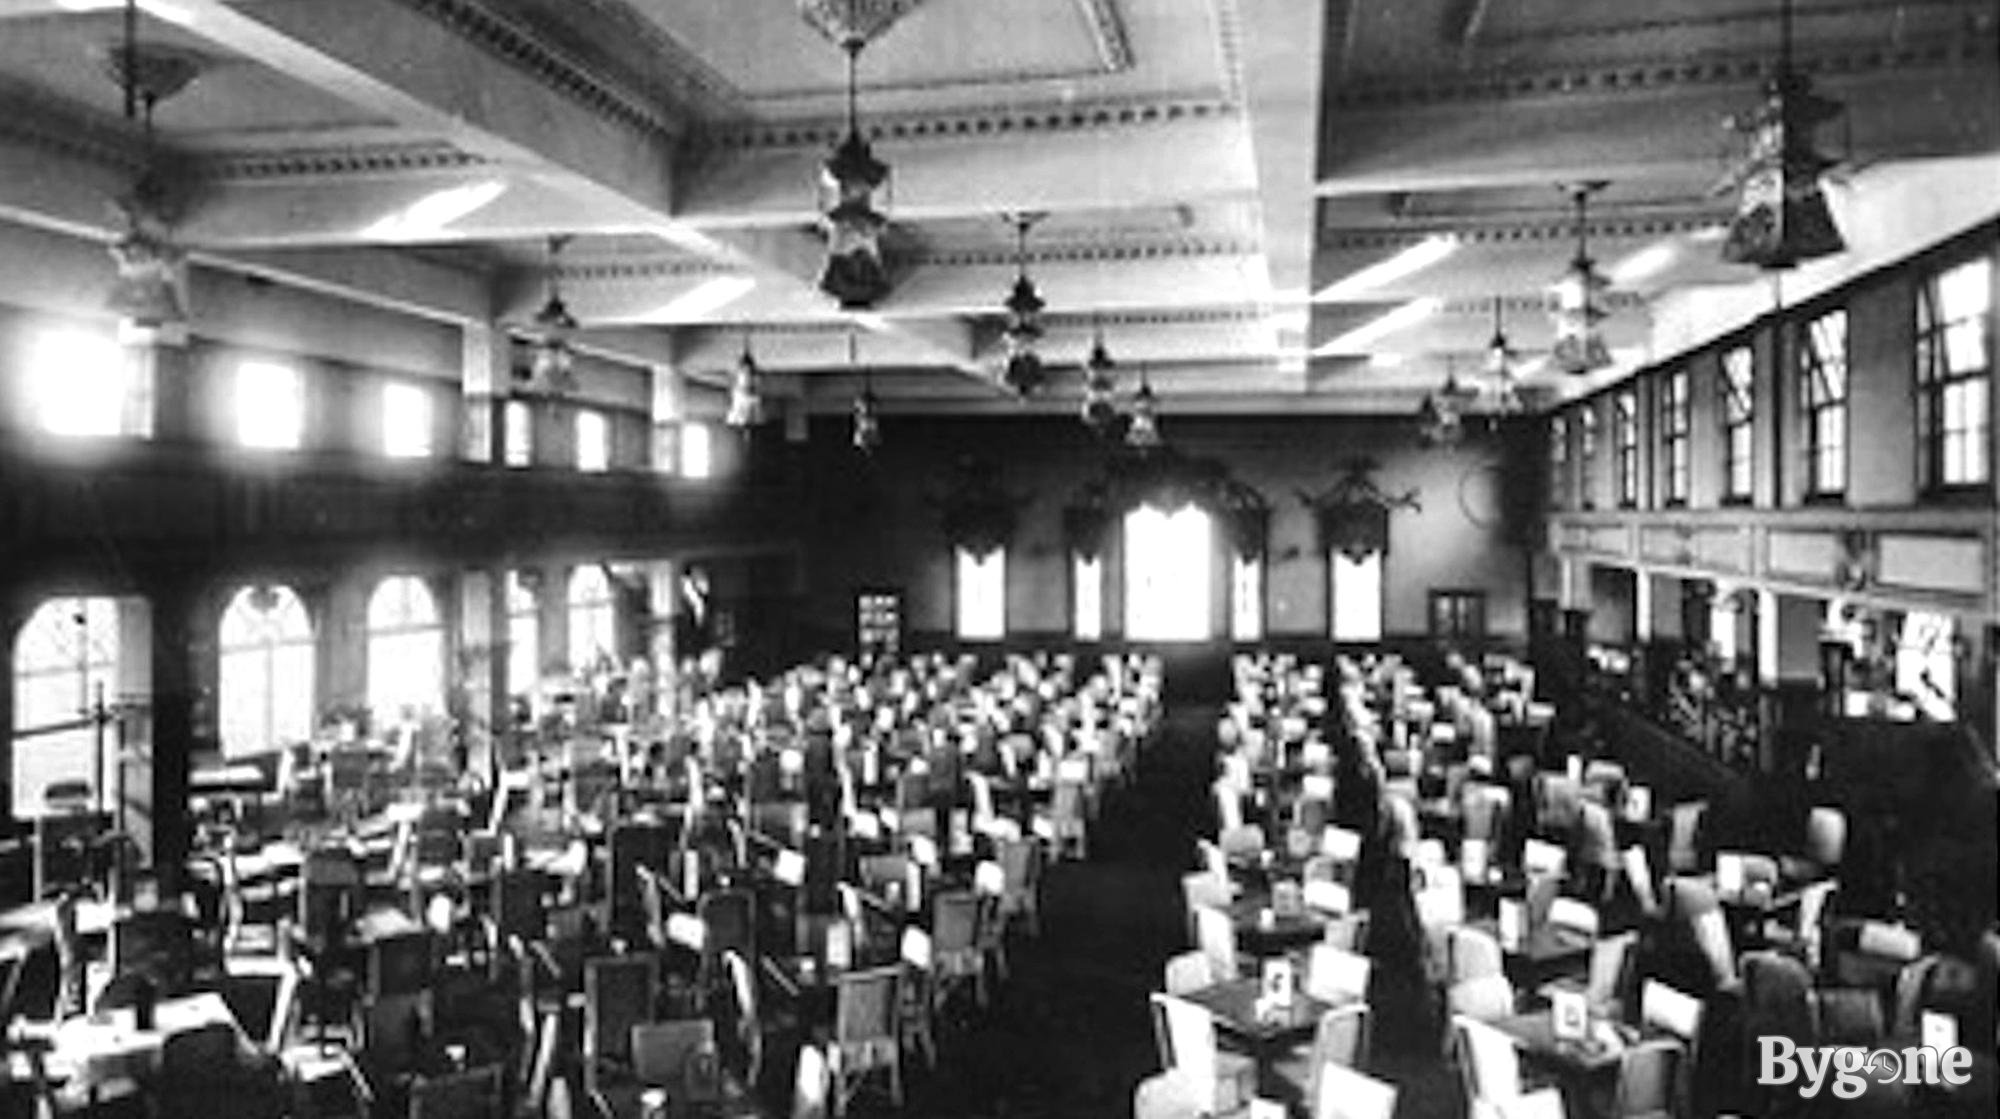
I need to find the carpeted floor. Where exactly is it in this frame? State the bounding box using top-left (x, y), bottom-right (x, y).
top-left (838, 703), bottom-right (1473, 1119)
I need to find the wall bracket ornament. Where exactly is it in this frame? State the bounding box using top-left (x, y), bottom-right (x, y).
top-left (1061, 445), bottom-right (1269, 560)
top-left (1297, 457), bottom-right (1420, 561)
top-left (932, 456), bottom-right (1026, 558)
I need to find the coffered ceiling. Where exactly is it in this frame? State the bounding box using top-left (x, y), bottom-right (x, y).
top-left (0, 0), bottom-right (1994, 415)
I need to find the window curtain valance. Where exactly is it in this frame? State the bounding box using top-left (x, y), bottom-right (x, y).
top-left (1299, 457), bottom-right (1420, 562)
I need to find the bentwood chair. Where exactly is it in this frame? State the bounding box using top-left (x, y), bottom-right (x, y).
top-left (831, 966), bottom-right (903, 1117)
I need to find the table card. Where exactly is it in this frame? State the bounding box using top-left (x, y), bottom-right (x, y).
top-left (1498, 898), bottom-right (1526, 952)
top-left (1715, 852), bottom-right (1744, 903)
top-left (666, 913), bottom-right (707, 952)
top-left (1461, 838), bottom-right (1490, 881)
top-left (1261, 957), bottom-right (1296, 1009)
top-left (1272, 880), bottom-right (1304, 919)
top-left (1921, 1010), bottom-right (1958, 1053)
top-left (824, 920), bottom-right (853, 971)
top-left (1302, 879), bottom-right (1349, 915)
top-left (900, 927), bottom-right (932, 970)
top-left (1322, 826), bottom-right (1362, 862)
top-left (773, 849), bottom-right (807, 887)
top-left (1250, 1099), bottom-right (1287, 1119)
top-left (1301, 773), bottom-right (1334, 801)
top-left (1552, 988), bottom-right (1589, 1041)
top-left (1623, 784), bottom-right (1652, 823)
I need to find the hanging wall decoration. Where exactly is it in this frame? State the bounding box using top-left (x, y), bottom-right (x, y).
top-left (1297, 457), bottom-right (1421, 561)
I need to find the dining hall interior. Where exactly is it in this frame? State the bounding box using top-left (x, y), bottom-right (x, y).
top-left (0, 1), bottom-right (1997, 1118)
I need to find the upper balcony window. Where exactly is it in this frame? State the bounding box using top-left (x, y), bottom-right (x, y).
top-left (576, 408), bottom-right (610, 473)
top-left (382, 381), bottom-right (433, 459)
top-left (1916, 256), bottom-right (1992, 491)
top-left (29, 330), bottom-right (140, 438)
top-left (1659, 368), bottom-right (1689, 506)
top-left (1720, 345), bottom-right (1755, 501)
top-left (1799, 308), bottom-right (1849, 498)
top-left (235, 361), bottom-right (304, 450)
top-left (1613, 389), bottom-right (1640, 508)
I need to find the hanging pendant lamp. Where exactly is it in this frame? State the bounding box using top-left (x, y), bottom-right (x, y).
top-left (849, 328), bottom-right (881, 452)
top-left (1718, 0), bottom-right (1846, 270)
top-left (813, 4), bottom-right (894, 309)
top-left (527, 235), bottom-right (578, 395)
top-left (105, 0), bottom-right (198, 339)
top-left (1080, 318), bottom-right (1119, 434)
top-left (1000, 213), bottom-right (1048, 397)
top-left (1551, 182), bottom-right (1613, 375)
top-left (726, 333), bottom-right (765, 428)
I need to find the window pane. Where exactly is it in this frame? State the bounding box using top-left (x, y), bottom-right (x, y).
top-left (1330, 552), bottom-right (1383, 643)
top-left (218, 585), bottom-right (314, 757)
top-left (1123, 505), bottom-right (1212, 641)
top-left (680, 423), bottom-right (713, 479)
top-left (576, 409), bottom-right (610, 473)
top-left (367, 576), bottom-right (442, 721)
top-left (13, 596), bottom-right (127, 819)
top-left (504, 400), bottom-right (532, 467)
top-left (382, 382), bottom-right (432, 458)
top-left (955, 548), bottom-right (1006, 641)
top-left (31, 331), bottom-right (129, 437)
top-left (1070, 555), bottom-right (1103, 641)
top-left (568, 565), bottom-right (618, 672)
top-left (1231, 555), bottom-right (1263, 642)
top-left (235, 361), bottom-right (304, 450)
top-left (508, 572), bottom-right (539, 696)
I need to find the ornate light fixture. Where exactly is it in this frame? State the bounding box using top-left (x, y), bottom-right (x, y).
top-left (848, 328), bottom-right (881, 453)
top-left (104, 0), bottom-right (199, 338)
top-left (1000, 212), bottom-right (1048, 397)
top-left (1415, 358), bottom-right (1477, 448)
top-left (1550, 182), bottom-right (1613, 375)
top-left (526, 235), bottom-right (578, 394)
top-left (1718, 0), bottom-right (1845, 270)
top-left (726, 333), bottom-right (765, 428)
top-left (1080, 317), bottom-right (1119, 435)
top-left (1125, 367), bottom-right (1162, 450)
top-left (807, 3), bottom-right (903, 309)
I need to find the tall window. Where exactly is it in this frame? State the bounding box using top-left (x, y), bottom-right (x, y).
top-left (503, 399), bottom-right (532, 468)
top-left (235, 361), bottom-right (304, 450)
top-left (1916, 257), bottom-right (1992, 490)
top-left (1893, 611), bottom-right (1956, 722)
top-left (507, 572), bottom-right (540, 696)
top-left (1659, 368), bottom-right (1690, 506)
top-left (1577, 406), bottom-right (1599, 509)
top-left (28, 330), bottom-right (136, 438)
top-left (382, 382), bottom-right (433, 459)
top-left (11, 597), bottom-right (126, 818)
top-left (1329, 553), bottom-right (1383, 642)
top-left (1548, 414), bottom-right (1568, 507)
top-left (568, 565), bottom-right (618, 672)
top-left (366, 576), bottom-right (443, 722)
top-left (1072, 555), bottom-right (1103, 642)
top-left (1720, 345), bottom-right (1755, 501)
top-left (13, 597), bottom-right (122, 735)
top-left (680, 422), bottom-right (714, 479)
top-left (1124, 505), bottom-right (1212, 641)
top-left (954, 548), bottom-right (1006, 641)
top-left (576, 408), bottom-right (610, 473)
top-left (218, 585), bottom-right (314, 757)
top-left (1230, 554), bottom-right (1263, 642)
top-left (1613, 389), bottom-right (1640, 507)
top-left (1799, 308), bottom-right (1849, 497)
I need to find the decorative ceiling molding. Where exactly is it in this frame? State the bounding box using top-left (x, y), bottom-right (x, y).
top-left (1045, 306), bottom-right (1269, 328)
top-left (1071, 0), bottom-right (1137, 73)
top-left (1472, 0), bottom-right (1985, 50)
top-left (554, 258), bottom-right (736, 283)
top-left (391, 0), bottom-right (686, 138)
top-left (0, 90), bottom-right (144, 176)
top-left (201, 142), bottom-right (492, 182)
top-left (698, 95), bottom-right (1239, 152)
top-left (1320, 212), bottom-right (1725, 249)
top-left (1329, 32), bottom-right (1989, 110)
top-left (1438, 293), bottom-right (1648, 316)
top-left (1208, 0), bottom-right (1248, 105)
top-left (796, 0), bottom-right (933, 49)
top-left (915, 237), bottom-right (1258, 268)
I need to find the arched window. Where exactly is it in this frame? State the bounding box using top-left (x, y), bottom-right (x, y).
top-left (1123, 505), bottom-right (1211, 641)
top-left (366, 576), bottom-right (443, 723)
top-left (218, 585), bottom-right (314, 757)
top-left (508, 572), bottom-right (540, 696)
top-left (14, 598), bottom-right (121, 735)
top-left (568, 565), bottom-right (617, 672)
top-left (12, 597), bottom-right (125, 816)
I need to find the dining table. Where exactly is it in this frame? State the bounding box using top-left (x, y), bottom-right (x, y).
top-left (1180, 976), bottom-right (1351, 1058)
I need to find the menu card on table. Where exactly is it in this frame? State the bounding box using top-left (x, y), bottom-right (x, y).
top-left (1260, 957), bottom-right (1295, 1009)
top-left (1498, 898), bottom-right (1526, 952)
top-left (1551, 988), bottom-right (1589, 1041)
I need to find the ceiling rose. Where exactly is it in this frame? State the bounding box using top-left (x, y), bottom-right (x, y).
top-left (798, 0), bottom-right (930, 49)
